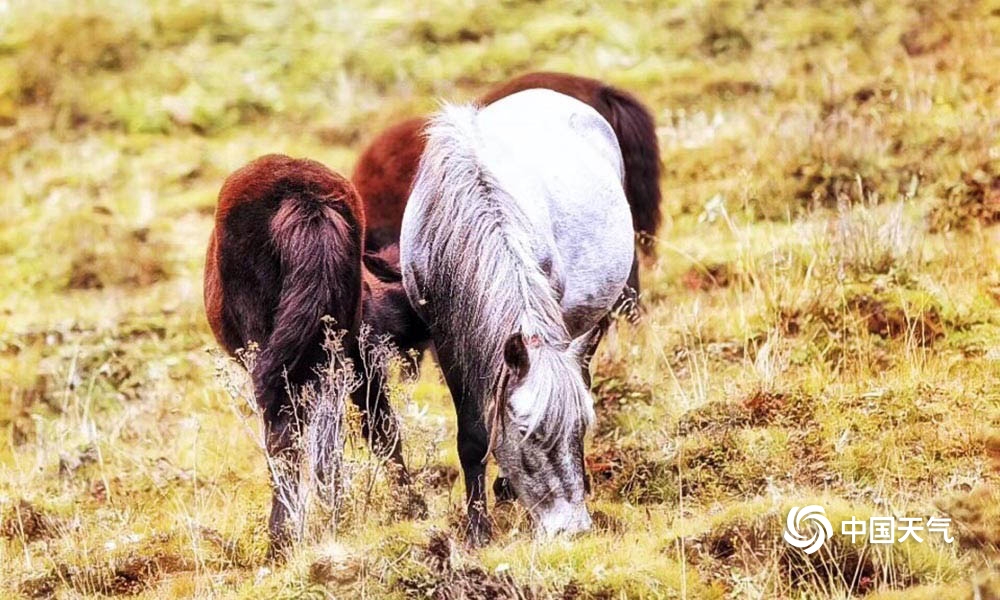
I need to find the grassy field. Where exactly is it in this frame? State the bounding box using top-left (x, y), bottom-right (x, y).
top-left (2, 0), bottom-right (999, 597)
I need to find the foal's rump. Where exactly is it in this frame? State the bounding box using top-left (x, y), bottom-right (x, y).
top-left (204, 155), bottom-right (364, 399)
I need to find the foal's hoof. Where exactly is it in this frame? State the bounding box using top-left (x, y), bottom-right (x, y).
top-left (492, 476), bottom-right (517, 504)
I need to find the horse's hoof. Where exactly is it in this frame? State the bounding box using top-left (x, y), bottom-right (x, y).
top-left (266, 536), bottom-right (293, 563)
top-left (465, 518), bottom-right (493, 548)
top-left (492, 476), bottom-right (517, 503)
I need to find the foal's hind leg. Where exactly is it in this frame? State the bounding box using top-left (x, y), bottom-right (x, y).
top-left (351, 366), bottom-right (408, 480)
top-left (261, 391), bottom-right (305, 559)
top-left (348, 365), bottom-right (428, 518)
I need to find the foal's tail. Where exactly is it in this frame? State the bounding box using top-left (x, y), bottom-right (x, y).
top-left (597, 85), bottom-right (662, 257)
top-left (253, 194), bottom-right (363, 398)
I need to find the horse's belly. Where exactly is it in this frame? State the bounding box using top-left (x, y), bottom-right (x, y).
top-left (552, 189), bottom-right (633, 336)
top-left (480, 119), bottom-right (633, 336)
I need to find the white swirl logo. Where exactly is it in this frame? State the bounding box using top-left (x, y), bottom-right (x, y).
top-left (783, 505), bottom-right (833, 554)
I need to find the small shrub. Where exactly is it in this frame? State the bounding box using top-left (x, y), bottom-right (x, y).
top-left (927, 163), bottom-right (1000, 233)
top-left (1, 499), bottom-right (59, 543)
top-left (818, 201), bottom-right (921, 283)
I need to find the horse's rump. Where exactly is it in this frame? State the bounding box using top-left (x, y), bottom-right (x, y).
top-left (204, 154), bottom-right (364, 402)
top-left (482, 73), bottom-right (661, 256)
top-left (477, 71), bottom-right (603, 106)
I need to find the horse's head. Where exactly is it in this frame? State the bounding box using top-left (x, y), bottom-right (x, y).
top-left (491, 330), bottom-right (597, 537)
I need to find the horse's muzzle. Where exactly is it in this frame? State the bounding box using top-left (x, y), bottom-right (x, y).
top-left (536, 499), bottom-right (592, 538)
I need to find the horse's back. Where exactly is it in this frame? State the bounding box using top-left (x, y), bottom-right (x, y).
top-left (477, 89), bottom-right (623, 184)
top-left (477, 90), bottom-right (634, 332)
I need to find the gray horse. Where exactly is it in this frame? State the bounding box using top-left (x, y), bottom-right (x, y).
top-left (400, 89), bottom-right (634, 543)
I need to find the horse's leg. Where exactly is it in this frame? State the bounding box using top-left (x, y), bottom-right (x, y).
top-left (579, 315), bottom-right (611, 498)
top-left (346, 359), bottom-right (429, 519)
top-left (456, 401), bottom-right (491, 546)
top-left (612, 249), bottom-right (641, 322)
top-left (626, 247), bottom-right (640, 301)
top-left (350, 366), bottom-right (408, 483)
top-left (492, 474), bottom-right (516, 503)
top-left (436, 344), bottom-right (491, 546)
top-left (580, 315), bottom-right (611, 388)
top-left (262, 393), bottom-right (304, 559)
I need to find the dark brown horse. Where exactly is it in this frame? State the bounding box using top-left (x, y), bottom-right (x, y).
top-left (204, 154), bottom-right (426, 556)
top-left (352, 72), bottom-right (662, 295)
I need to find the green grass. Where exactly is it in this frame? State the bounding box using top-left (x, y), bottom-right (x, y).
top-left (2, 0), bottom-right (1000, 597)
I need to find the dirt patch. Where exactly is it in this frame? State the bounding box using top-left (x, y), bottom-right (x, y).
top-left (777, 290), bottom-right (947, 357)
top-left (687, 511), bottom-right (916, 596)
top-left (846, 294), bottom-right (943, 346)
top-left (1, 499), bottom-right (60, 542)
top-left (592, 362), bottom-right (654, 414)
top-left (900, 14), bottom-right (952, 57)
top-left (681, 262), bottom-right (735, 291)
top-left (686, 513), bottom-right (776, 565)
top-left (700, 26), bottom-right (751, 59)
top-left (68, 248), bottom-right (169, 290)
top-left (703, 79), bottom-right (763, 98)
top-left (19, 553), bottom-right (195, 598)
top-left (927, 165), bottom-right (1000, 233)
top-left (677, 391), bottom-right (814, 435)
top-left (398, 530), bottom-right (534, 599)
top-left (851, 85), bottom-right (896, 106)
top-left (313, 124), bottom-right (362, 146)
top-left (790, 161), bottom-right (884, 210)
top-left (937, 486), bottom-right (1000, 552)
top-left (64, 217), bottom-right (172, 291)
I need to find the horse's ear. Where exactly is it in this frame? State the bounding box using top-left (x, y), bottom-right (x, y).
top-left (503, 333), bottom-right (530, 377)
top-left (568, 326), bottom-right (600, 363)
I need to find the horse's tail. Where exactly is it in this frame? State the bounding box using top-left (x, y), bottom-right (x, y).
top-left (597, 85), bottom-right (662, 257)
top-left (253, 194), bottom-right (363, 398)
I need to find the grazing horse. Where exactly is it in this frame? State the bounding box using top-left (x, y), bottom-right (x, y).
top-left (400, 90), bottom-right (634, 543)
top-left (204, 155), bottom-right (426, 555)
top-left (353, 71), bottom-right (661, 297)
